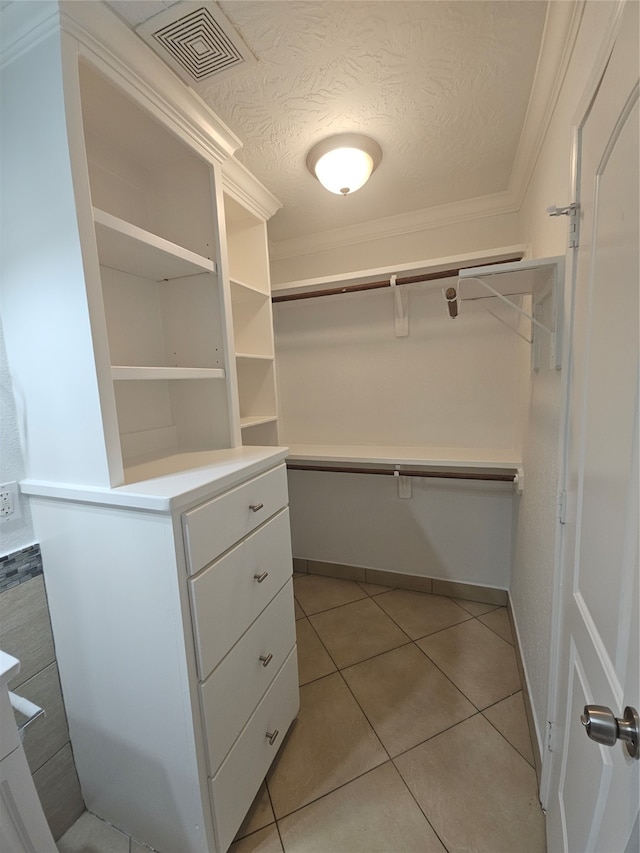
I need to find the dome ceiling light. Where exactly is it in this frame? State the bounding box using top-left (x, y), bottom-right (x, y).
top-left (306, 133), bottom-right (382, 196)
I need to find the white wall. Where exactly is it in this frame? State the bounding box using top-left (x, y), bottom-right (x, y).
top-left (273, 213), bottom-right (530, 589)
top-left (271, 209), bottom-right (521, 285)
top-left (289, 470), bottom-right (515, 589)
top-left (0, 320), bottom-right (35, 555)
top-left (275, 283), bottom-right (528, 451)
top-left (510, 0), bottom-right (622, 755)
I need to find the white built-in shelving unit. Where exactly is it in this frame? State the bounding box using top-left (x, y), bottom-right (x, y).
top-left (225, 193), bottom-right (280, 446)
top-left (0, 4), bottom-right (294, 852)
top-left (79, 62), bottom-right (235, 478)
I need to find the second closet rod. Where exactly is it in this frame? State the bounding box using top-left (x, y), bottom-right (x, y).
top-left (286, 463), bottom-right (516, 483)
top-left (272, 256), bottom-right (523, 303)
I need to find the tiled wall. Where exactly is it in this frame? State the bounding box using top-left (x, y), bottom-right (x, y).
top-left (0, 544), bottom-right (85, 839)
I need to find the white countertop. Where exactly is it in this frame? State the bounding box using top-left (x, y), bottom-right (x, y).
top-left (21, 447), bottom-right (290, 512)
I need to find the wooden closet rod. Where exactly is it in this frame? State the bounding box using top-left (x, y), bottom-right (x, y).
top-left (272, 256), bottom-right (523, 303)
top-left (286, 463), bottom-right (516, 483)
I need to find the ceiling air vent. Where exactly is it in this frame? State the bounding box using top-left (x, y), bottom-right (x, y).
top-left (135, 2), bottom-right (256, 86)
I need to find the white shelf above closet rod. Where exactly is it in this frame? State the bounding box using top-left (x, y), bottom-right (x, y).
top-left (271, 255), bottom-right (524, 304)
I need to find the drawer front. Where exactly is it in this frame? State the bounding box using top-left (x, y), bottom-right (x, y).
top-left (200, 581), bottom-right (296, 775)
top-left (209, 648), bottom-right (299, 853)
top-left (189, 508), bottom-right (292, 677)
top-left (183, 464), bottom-right (288, 575)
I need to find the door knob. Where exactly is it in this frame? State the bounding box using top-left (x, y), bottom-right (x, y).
top-left (581, 705), bottom-right (639, 759)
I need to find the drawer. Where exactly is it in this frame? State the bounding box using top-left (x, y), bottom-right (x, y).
top-left (183, 464), bottom-right (288, 575)
top-left (189, 508), bottom-right (293, 677)
top-left (209, 648), bottom-right (299, 853)
top-left (200, 581), bottom-right (296, 775)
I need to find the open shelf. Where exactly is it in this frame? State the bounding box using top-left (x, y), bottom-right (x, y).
top-left (112, 366), bottom-right (226, 380)
top-left (240, 415), bottom-right (278, 429)
top-left (285, 444), bottom-right (520, 469)
top-left (94, 208), bottom-right (215, 281)
top-left (285, 444), bottom-right (523, 489)
top-left (224, 195), bottom-right (270, 293)
top-left (235, 353), bottom-right (273, 362)
top-left (230, 277), bottom-right (266, 295)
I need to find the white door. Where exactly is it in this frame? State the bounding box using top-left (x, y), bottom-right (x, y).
top-left (545, 3), bottom-right (639, 851)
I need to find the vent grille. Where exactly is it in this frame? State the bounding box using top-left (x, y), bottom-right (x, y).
top-left (136, 2), bottom-right (255, 85)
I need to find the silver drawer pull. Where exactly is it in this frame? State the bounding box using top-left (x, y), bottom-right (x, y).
top-left (259, 653), bottom-right (273, 668)
top-left (265, 729), bottom-right (279, 746)
top-left (249, 503), bottom-right (264, 513)
top-left (254, 571), bottom-right (269, 583)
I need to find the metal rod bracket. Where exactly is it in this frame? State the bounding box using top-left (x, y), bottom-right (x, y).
top-left (390, 275), bottom-right (408, 337)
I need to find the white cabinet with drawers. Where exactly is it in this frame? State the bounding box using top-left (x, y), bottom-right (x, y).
top-left (24, 448), bottom-right (299, 853)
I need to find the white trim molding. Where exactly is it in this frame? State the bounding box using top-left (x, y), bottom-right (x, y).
top-left (269, 190), bottom-right (519, 262)
top-left (222, 157), bottom-right (282, 221)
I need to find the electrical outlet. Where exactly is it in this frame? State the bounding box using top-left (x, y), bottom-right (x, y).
top-left (0, 482), bottom-right (18, 519)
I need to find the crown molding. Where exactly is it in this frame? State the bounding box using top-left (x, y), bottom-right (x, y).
top-left (59, 1), bottom-right (242, 166)
top-left (269, 190), bottom-right (519, 261)
top-left (508, 0), bottom-right (586, 207)
top-left (222, 157), bottom-right (282, 221)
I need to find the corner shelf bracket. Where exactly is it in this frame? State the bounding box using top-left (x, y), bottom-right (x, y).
top-left (452, 256), bottom-right (564, 371)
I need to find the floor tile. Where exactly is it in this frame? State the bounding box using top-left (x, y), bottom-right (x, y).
top-left (293, 574), bottom-right (367, 615)
top-left (479, 606), bottom-right (514, 644)
top-left (453, 598), bottom-right (499, 617)
top-left (230, 824), bottom-right (284, 853)
top-left (395, 715), bottom-right (546, 853)
top-left (57, 811), bottom-right (129, 853)
top-left (375, 589), bottom-right (471, 639)
top-left (266, 672), bottom-right (387, 818)
top-left (295, 618), bottom-right (337, 684)
top-left (343, 644), bottom-right (475, 756)
top-left (417, 618), bottom-right (521, 709)
top-left (483, 691), bottom-right (535, 765)
top-left (309, 597), bottom-right (410, 668)
top-left (278, 761), bottom-right (446, 853)
top-left (294, 599), bottom-right (305, 620)
top-left (235, 782), bottom-right (275, 841)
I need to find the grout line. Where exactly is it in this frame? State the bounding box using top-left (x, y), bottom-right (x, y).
top-left (285, 576), bottom-right (535, 850)
top-left (390, 756), bottom-right (452, 853)
top-left (271, 758), bottom-right (391, 826)
top-left (300, 615), bottom-right (341, 675)
top-left (481, 696), bottom-right (537, 770)
top-left (336, 667), bottom-right (392, 760)
top-left (477, 610), bottom-right (515, 646)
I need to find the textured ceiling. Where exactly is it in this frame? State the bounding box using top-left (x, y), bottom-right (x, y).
top-left (106, 1), bottom-right (548, 246)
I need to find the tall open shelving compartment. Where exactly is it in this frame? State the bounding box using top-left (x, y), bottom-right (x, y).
top-left (78, 61), bottom-right (237, 480)
top-left (224, 190), bottom-right (280, 446)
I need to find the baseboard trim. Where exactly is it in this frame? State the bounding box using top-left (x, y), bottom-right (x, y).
top-left (507, 597), bottom-right (543, 787)
top-left (293, 558), bottom-right (507, 606)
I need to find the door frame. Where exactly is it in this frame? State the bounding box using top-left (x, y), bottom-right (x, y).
top-left (539, 0), bottom-right (630, 809)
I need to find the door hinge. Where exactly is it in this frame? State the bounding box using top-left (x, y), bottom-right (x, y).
top-left (556, 490), bottom-right (567, 524)
top-left (547, 202), bottom-right (580, 248)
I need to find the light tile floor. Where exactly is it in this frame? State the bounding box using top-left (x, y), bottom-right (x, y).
top-left (58, 574), bottom-right (546, 853)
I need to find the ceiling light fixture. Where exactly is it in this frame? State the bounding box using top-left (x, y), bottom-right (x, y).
top-left (306, 133), bottom-right (382, 196)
